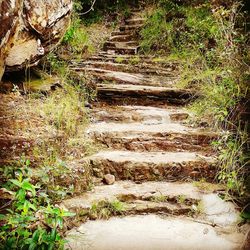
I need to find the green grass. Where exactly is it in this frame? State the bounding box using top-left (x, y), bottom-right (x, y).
top-left (140, 0), bottom-right (249, 202)
top-left (89, 200), bottom-right (126, 219)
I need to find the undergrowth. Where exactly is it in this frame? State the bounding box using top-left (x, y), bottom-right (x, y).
top-left (0, 159), bottom-right (75, 249)
top-left (140, 0), bottom-right (250, 202)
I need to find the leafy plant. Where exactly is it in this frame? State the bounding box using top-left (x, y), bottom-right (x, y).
top-left (0, 159), bottom-right (75, 249)
top-left (212, 129), bottom-right (249, 198)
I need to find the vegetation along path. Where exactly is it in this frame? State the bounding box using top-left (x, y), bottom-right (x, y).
top-left (61, 9), bottom-right (249, 250)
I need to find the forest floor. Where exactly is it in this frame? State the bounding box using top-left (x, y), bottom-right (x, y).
top-left (0, 7), bottom-right (249, 250)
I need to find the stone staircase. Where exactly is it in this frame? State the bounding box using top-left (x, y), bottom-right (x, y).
top-left (62, 10), bottom-right (248, 250)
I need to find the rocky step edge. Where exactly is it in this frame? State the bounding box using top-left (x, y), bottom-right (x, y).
top-left (109, 34), bottom-right (138, 42)
top-left (104, 46), bottom-right (140, 55)
top-left (60, 180), bottom-right (241, 230)
top-left (111, 30), bottom-right (139, 37)
top-left (88, 127), bottom-right (218, 153)
top-left (125, 17), bottom-right (146, 25)
top-left (86, 150), bottom-right (217, 182)
top-left (120, 24), bottom-right (144, 31)
top-left (72, 68), bottom-right (179, 87)
top-left (70, 60), bottom-right (178, 76)
top-left (88, 106), bottom-right (218, 152)
top-left (91, 104), bottom-right (190, 123)
top-left (96, 84), bottom-right (198, 104)
top-left (103, 41), bottom-right (139, 49)
top-left (92, 52), bottom-right (179, 66)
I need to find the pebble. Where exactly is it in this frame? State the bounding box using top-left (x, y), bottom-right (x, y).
top-left (103, 174), bottom-right (115, 185)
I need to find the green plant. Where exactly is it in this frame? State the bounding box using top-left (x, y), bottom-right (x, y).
top-left (191, 200), bottom-right (204, 215)
top-left (38, 83), bottom-right (87, 136)
top-left (63, 17), bottom-right (95, 56)
top-left (129, 56), bottom-right (140, 65)
top-left (140, 0), bottom-right (249, 206)
top-left (0, 159), bottom-right (75, 249)
top-left (150, 195), bottom-right (168, 203)
top-left (212, 129), bottom-right (249, 198)
top-left (115, 56), bottom-right (124, 63)
top-left (177, 195), bottom-right (187, 205)
top-left (89, 200), bottom-right (125, 219)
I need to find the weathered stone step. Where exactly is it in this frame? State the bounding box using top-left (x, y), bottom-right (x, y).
top-left (61, 181), bottom-right (228, 226)
top-left (88, 128), bottom-right (217, 153)
top-left (64, 181), bottom-right (242, 250)
top-left (88, 105), bottom-right (218, 152)
top-left (104, 46), bottom-right (139, 55)
top-left (89, 150), bottom-right (216, 182)
top-left (120, 24), bottom-right (144, 31)
top-left (96, 84), bottom-right (197, 104)
top-left (111, 30), bottom-right (136, 36)
top-left (88, 55), bottom-right (179, 69)
top-left (125, 18), bottom-right (146, 25)
top-left (65, 214), bottom-right (245, 250)
top-left (92, 105), bottom-right (190, 123)
top-left (109, 34), bottom-right (137, 42)
top-left (61, 181), bottom-right (224, 216)
top-left (71, 61), bottom-right (178, 76)
top-left (104, 41), bottom-right (139, 49)
top-left (95, 52), bottom-right (178, 65)
top-left (62, 181), bottom-right (223, 208)
top-left (73, 68), bottom-right (178, 87)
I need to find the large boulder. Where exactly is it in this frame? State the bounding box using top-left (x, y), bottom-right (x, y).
top-left (0, 0), bottom-right (73, 80)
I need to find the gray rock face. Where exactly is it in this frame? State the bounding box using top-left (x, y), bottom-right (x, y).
top-left (0, 0), bottom-right (73, 80)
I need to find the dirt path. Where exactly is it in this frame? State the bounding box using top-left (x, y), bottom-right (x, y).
top-left (63, 10), bottom-right (248, 249)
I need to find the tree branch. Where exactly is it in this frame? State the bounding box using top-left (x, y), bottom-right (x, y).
top-left (79, 0), bottom-right (97, 16)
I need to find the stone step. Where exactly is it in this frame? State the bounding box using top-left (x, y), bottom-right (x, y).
top-left (61, 180), bottom-right (224, 214)
top-left (120, 24), bottom-right (144, 31)
top-left (91, 105), bottom-right (190, 123)
top-left (95, 52), bottom-right (177, 64)
top-left (73, 68), bottom-right (178, 87)
top-left (125, 18), bottom-right (146, 25)
top-left (111, 30), bottom-right (136, 36)
top-left (88, 55), bottom-right (179, 69)
top-left (104, 46), bottom-right (139, 55)
top-left (70, 61), bottom-right (178, 76)
top-left (104, 41), bottom-right (139, 49)
top-left (65, 214), bottom-right (244, 250)
top-left (109, 34), bottom-right (137, 42)
top-left (92, 133), bottom-right (216, 152)
top-left (96, 84), bottom-right (197, 104)
top-left (87, 124), bottom-right (217, 153)
top-left (88, 105), bottom-right (217, 152)
top-left (62, 180), bottom-right (223, 207)
top-left (88, 150), bottom-right (216, 182)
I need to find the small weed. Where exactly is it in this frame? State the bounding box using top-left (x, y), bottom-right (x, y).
top-left (191, 201), bottom-right (204, 215)
top-left (129, 56), bottom-right (140, 65)
top-left (115, 56), bottom-right (125, 63)
top-left (150, 195), bottom-right (168, 203)
top-left (89, 200), bottom-right (126, 219)
top-left (193, 178), bottom-right (219, 192)
top-left (177, 195), bottom-right (187, 205)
